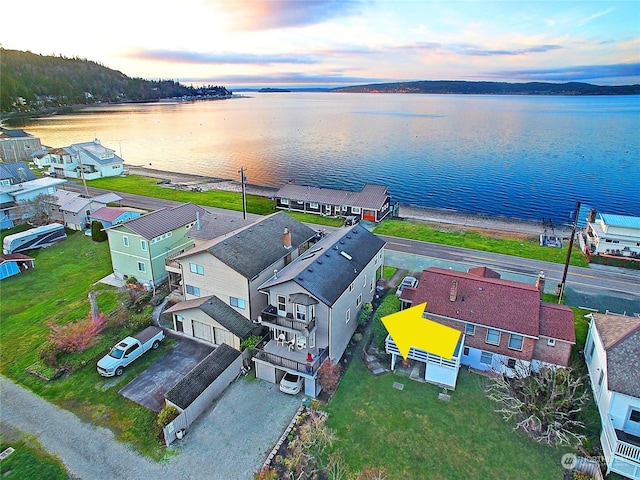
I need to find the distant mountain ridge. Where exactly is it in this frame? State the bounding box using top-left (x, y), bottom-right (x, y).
top-left (331, 80), bottom-right (640, 95)
top-left (0, 49), bottom-right (232, 116)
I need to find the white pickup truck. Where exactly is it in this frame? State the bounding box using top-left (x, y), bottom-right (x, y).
top-left (97, 326), bottom-right (165, 377)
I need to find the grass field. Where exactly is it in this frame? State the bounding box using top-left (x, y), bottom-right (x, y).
top-left (0, 229), bottom-right (169, 459)
top-left (326, 355), bottom-right (568, 480)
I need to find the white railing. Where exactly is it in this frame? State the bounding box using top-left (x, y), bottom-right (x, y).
top-left (603, 417), bottom-right (640, 465)
top-left (385, 335), bottom-right (460, 368)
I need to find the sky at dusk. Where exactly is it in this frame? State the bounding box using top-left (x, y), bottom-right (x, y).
top-left (2, 0), bottom-right (639, 88)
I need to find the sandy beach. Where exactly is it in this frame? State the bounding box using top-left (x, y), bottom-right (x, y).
top-left (125, 164), bottom-right (566, 239)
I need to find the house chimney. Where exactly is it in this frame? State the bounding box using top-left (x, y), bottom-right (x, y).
top-left (274, 269), bottom-right (278, 279)
top-left (588, 208), bottom-right (596, 223)
top-left (449, 280), bottom-right (458, 302)
top-left (536, 271), bottom-right (546, 298)
top-left (283, 228), bottom-right (292, 249)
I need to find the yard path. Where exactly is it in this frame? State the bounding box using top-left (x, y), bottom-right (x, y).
top-left (0, 374), bottom-right (300, 479)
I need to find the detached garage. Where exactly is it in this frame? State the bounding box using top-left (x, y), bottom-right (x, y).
top-left (163, 344), bottom-right (243, 445)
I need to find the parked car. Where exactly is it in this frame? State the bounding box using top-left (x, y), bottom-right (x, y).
top-left (344, 215), bottom-right (360, 226)
top-left (396, 275), bottom-right (418, 296)
top-left (97, 326), bottom-right (164, 377)
top-left (279, 372), bottom-right (303, 395)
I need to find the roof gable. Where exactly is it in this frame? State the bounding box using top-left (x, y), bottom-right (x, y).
top-left (409, 267), bottom-right (542, 337)
top-left (593, 313), bottom-right (640, 398)
top-left (108, 203), bottom-right (206, 240)
top-left (261, 225), bottom-right (385, 306)
top-left (206, 212), bottom-right (317, 278)
top-left (0, 162), bottom-right (37, 183)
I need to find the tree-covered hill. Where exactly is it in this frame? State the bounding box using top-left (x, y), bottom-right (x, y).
top-left (331, 80), bottom-right (640, 95)
top-left (0, 49), bottom-right (231, 114)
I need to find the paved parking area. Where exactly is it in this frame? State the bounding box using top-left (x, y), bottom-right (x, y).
top-left (119, 336), bottom-right (214, 412)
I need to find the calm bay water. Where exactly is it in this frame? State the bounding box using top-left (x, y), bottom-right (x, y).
top-left (19, 92), bottom-right (640, 224)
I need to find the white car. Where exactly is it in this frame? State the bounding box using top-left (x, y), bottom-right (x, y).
top-left (396, 275), bottom-right (418, 296)
top-left (279, 372), bottom-right (303, 395)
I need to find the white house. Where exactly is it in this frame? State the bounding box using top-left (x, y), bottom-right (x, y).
top-left (585, 213), bottom-right (640, 258)
top-left (45, 139), bottom-right (124, 179)
top-left (585, 312), bottom-right (640, 479)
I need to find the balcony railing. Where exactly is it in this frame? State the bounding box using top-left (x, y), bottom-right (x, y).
top-left (261, 305), bottom-right (316, 333)
top-left (254, 346), bottom-right (328, 376)
top-left (603, 416), bottom-right (640, 466)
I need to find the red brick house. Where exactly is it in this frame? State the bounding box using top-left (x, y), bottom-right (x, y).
top-left (399, 266), bottom-right (575, 375)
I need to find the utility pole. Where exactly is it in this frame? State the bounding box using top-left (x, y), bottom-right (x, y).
top-left (238, 166), bottom-right (247, 220)
top-left (558, 200), bottom-right (581, 304)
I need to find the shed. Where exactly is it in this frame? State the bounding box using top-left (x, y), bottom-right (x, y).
top-left (0, 253), bottom-right (35, 280)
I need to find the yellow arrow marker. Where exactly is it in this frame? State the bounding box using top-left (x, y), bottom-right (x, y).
top-left (382, 303), bottom-right (461, 360)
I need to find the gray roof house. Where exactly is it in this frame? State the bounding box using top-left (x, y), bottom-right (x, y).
top-left (105, 202), bottom-right (207, 287)
top-left (585, 313), bottom-right (640, 479)
top-left (274, 183), bottom-right (392, 223)
top-left (0, 128), bottom-right (43, 163)
top-left (253, 224), bottom-right (386, 397)
top-left (0, 162), bottom-right (37, 184)
top-left (51, 191), bottom-right (122, 230)
top-left (164, 211), bottom-right (318, 345)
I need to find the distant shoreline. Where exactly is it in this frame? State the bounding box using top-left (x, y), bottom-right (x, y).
top-left (124, 164), bottom-right (560, 238)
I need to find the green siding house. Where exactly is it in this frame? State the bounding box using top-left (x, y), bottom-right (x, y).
top-left (106, 203), bottom-right (206, 288)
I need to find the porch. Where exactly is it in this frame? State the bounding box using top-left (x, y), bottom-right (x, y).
top-left (602, 416), bottom-right (640, 479)
top-left (260, 304), bottom-right (316, 335)
top-left (254, 338), bottom-right (328, 376)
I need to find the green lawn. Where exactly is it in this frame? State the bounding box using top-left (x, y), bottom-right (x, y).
top-left (0, 434), bottom-right (69, 480)
top-left (0, 229), bottom-right (169, 459)
top-left (374, 219), bottom-right (589, 267)
top-left (326, 356), bottom-right (568, 480)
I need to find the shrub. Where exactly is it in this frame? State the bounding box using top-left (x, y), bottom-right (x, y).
top-left (157, 405), bottom-right (179, 428)
top-left (91, 220), bottom-right (107, 242)
top-left (358, 302), bottom-right (373, 326)
top-left (254, 467), bottom-right (279, 480)
top-left (38, 340), bottom-right (60, 367)
top-left (317, 359), bottom-right (342, 396)
top-left (240, 335), bottom-right (262, 353)
top-left (47, 313), bottom-right (108, 353)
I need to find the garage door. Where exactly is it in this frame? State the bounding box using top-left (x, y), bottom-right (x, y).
top-left (192, 320), bottom-right (213, 343)
top-left (214, 327), bottom-right (234, 347)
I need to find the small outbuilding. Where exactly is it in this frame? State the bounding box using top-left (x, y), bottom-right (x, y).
top-left (0, 253), bottom-right (35, 280)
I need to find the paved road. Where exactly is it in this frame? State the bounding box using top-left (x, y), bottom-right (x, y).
top-left (0, 375), bottom-right (300, 480)
top-left (64, 182), bottom-right (640, 312)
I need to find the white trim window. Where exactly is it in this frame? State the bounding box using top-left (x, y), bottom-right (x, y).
top-left (547, 338), bottom-right (556, 347)
top-left (356, 294), bottom-right (362, 308)
top-left (140, 240), bottom-right (147, 251)
top-left (186, 285), bottom-right (201, 296)
top-left (137, 261), bottom-right (146, 272)
top-left (486, 329), bottom-right (501, 346)
top-left (281, 198), bottom-right (289, 205)
top-left (123, 236), bottom-right (129, 247)
top-left (465, 323), bottom-right (476, 336)
top-left (277, 295), bottom-right (286, 315)
top-left (230, 297), bottom-right (246, 309)
top-left (480, 351), bottom-right (493, 365)
top-left (189, 263), bottom-right (204, 275)
top-left (508, 334), bottom-right (523, 351)
top-left (346, 308), bottom-right (351, 323)
top-left (352, 206), bottom-right (361, 214)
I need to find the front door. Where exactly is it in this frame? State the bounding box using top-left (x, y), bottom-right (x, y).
top-left (624, 408), bottom-right (640, 436)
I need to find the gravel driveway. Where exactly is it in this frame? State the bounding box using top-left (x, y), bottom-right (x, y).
top-left (0, 375), bottom-right (301, 480)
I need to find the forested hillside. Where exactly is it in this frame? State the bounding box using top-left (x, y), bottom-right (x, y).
top-left (0, 49), bottom-right (231, 114)
top-left (331, 80), bottom-right (640, 95)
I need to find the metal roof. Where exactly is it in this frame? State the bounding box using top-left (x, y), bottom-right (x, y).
top-left (111, 203), bottom-right (206, 240)
top-left (274, 183), bottom-right (389, 210)
top-left (600, 213), bottom-right (640, 230)
top-left (0, 162), bottom-right (37, 183)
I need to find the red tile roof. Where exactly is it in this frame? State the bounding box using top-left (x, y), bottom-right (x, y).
top-left (406, 267), bottom-right (571, 340)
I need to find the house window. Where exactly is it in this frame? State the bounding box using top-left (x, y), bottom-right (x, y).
top-left (189, 263), bottom-right (204, 275)
top-left (123, 236), bottom-right (129, 247)
top-left (230, 297), bottom-right (246, 309)
top-left (352, 206), bottom-right (361, 214)
top-left (346, 308), bottom-right (351, 323)
top-left (507, 358), bottom-right (517, 369)
top-left (598, 370), bottom-right (604, 387)
top-left (588, 340), bottom-right (595, 358)
top-left (356, 294), bottom-right (362, 308)
top-left (486, 329), bottom-right (501, 345)
top-left (508, 334), bottom-right (523, 351)
top-left (296, 304), bottom-right (306, 321)
top-left (342, 205), bottom-right (347, 212)
top-left (630, 410), bottom-right (640, 423)
top-left (349, 282), bottom-right (354, 293)
top-left (363, 274), bottom-right (367, 287)
top-left (309, 330), bottom-right (316, 348)
top-left (186, 285), bottom-right (200, 296)
top-left (309, 202), bottom-right (318, 209)
top-left (137, 261), bottom-right (146, 272)
top-left (281, 198), bottom-right (289, 205)
top-left (175, 315), bottom-right (184, 333)
top-left (370, 279), bottom-right (375, 293)
top-left (463, 347), bottom-right (470, 356)
top-left (277, 295), bottom-right (286, 314)
top-left (140, 240), bottom-right (147, 251)
top-left (480, 351), bottom-right (493, 365)
top-left (465, 323), bottom-right (476, 336)
top-left (547, 338), bottom-right (556, 347)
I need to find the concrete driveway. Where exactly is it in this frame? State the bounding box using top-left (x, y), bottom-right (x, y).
top-left (119, 335), bottom-right (214, 412)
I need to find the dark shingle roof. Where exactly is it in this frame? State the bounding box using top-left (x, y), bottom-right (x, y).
top-left (274, 183), bottom-right (389, 210)
top-left (186, 211), bottom-right (256, 241)
top-left (165, 344), bottom-right (241, 409)
top-left (593, 313), bottom-right (640, 398)
top-left (164, 295), bottom-right (254, 339)
top-left (206, 211), bottom-right (317, 278)
top-left (0, 128), bottom-right (32, 138)
top-left (0, 162), bottom-right (37, 183)
top-left (261, 225), bottom-right (385, 306)
top-left (111, 203), bottom-right (206, 240)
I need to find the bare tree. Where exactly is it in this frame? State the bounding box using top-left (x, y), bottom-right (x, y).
top-left (485, 362), bottom-right (589, 447)
top-left (16, 193), bottom-right (56, 226)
